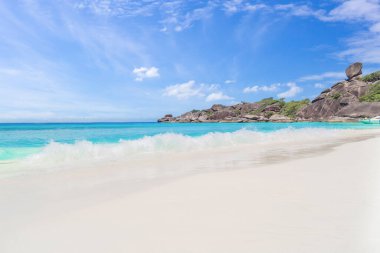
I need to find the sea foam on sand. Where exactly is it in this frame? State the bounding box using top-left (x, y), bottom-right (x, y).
top-left (0, 129), bottom-right (380, 253)
top-left (2, 128), bottom-right (379, 177)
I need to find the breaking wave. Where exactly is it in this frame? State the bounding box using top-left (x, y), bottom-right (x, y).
top-left (1, 127), bottom-right (376, 177)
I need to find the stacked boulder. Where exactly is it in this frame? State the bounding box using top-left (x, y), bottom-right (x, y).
top-left (297, 62), bottom-right (380, 121)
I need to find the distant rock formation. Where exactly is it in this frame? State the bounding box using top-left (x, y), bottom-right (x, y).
top-left (159, 63), bottom-right (380, 123)
top-left (297, 64), bottom-right (380, 121)
top-left (158, 98), bottom-right (305, 123)
top-left (297, 79), bottom-right (369, 120)
top-left (345, 62), bottom-right (362, 80)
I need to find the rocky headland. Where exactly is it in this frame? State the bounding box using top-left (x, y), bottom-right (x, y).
top-left (159, 63), bottom-right (380, 123)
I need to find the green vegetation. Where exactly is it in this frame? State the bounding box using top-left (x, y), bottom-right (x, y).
top-left (258, 97), bottom-right (285, 106)
top-left (362, 71), bottom-right (380, 83)
top-left (264, 111), bottom-right (274, 118)
top-left (191, 109), bottom-right (200, 113)
top-left (359, 81), bottom-right (380, 102)
top-left (280, 99), bottom-right (310, 118)
top-left (249, 97), bottom-right (310, 118)
top-left (253, 97), bottom-right (285, 114)
top-left (330, 92), bottom-right (341, 100)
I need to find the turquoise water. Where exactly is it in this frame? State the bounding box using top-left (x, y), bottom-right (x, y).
top-left (0, 122), bottom-right (379, 161)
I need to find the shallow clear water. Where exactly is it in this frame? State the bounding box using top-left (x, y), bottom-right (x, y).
top-left (0, 122), bottom-right (379, 161)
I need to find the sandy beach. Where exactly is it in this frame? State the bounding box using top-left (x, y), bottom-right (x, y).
top-left (2, 0), bottom-right (380, 252)
top-left (1, 133), bottom-right (380, 253)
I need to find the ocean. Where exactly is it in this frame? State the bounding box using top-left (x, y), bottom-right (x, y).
top-left (0, 122), bottom-right (379, 176)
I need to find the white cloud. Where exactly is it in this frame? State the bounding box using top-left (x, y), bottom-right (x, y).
top-left (224, 0), bottom-right (267, 14)
top-left (224, 79), bottom-right (236, 84)
top-left (243, 83), bottom-right (279, 93)
top-left (244, 4), bottom-right (267, 12)
top-left (314, 83), bottom-right (325, 89)
top-left (74, 1), bottom-right (216, 32)
top-left (299, 72), bottom-right (346, 82)
top-left (277, 82), bottom-right (302, 98)
top-left (272, 0), bottom-right (380, 64)
top-left (206, 92), bottom-right (233, 102)
top-left (73, 0), bottom-right (158, 17)
top-left (321, 0), bottom-right (380, 23)
top-left (163, 80), bottom-right (231, 101)
top-left (133, 67), bottom-right (160, 81)
top-left (320, 0), bottom-right (380, 63)
top-left (228, 1), bottom-right (380, 64)
top-left (337, 32), bottom-right (380, 64)
top-left (274, 4), bottom-right (326, 19)
top-left (163, 80), bottom-right (204, 99)
top-left (71, 0), bottom-right (380, 64)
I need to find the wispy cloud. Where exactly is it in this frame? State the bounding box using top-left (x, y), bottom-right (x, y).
top-left (162, 1), bottom-right (216, 32)
top-left (163, 80), bottom-right (231, 101)
top-left (223, 0), bottom-right (267, 14)
top-left (314, 83), bottom-right (325, 89)
top-left (321, 0), bottom-right (380, 63)
top-left (73, 0), bottom-right (160, 17)
top-left (133, 67), bottom-right (160, 81)
top-left (223, 0), bottom-right (380, 64)
top-left (206, 92), bottom-right (233, 102)
top-left (0, 1), bottom-right (154, 121)
top-left (74, 0), bottom-right (216, 32)
top-left (299, 72), bottom-right (346, 82)
top-left (62, 17), bottom-right (150, 72)
top-left (273, 4), bottom-right (326, 19)
top-left (224, 79), bottom-right (236, 84)
top-left (163, 80), bottom-right (205, 100)
top-left (277, 82), bottom-right (302, 98)
top-left (273, 0), bottom-right (380, 64)
top-left (243, 83), bottom-right (279, 93)
top-left (0, 65), bottom-right (130, 121)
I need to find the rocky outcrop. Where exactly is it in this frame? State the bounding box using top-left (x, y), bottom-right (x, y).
top-left (297, 79), bottom-right (374, 121)
top-left (336, 102), bottom-right (380, 118)
top-left (345, 62), bottom-right (362, 80)
top-left (158, 98), bottom-right (302, 123)
top-left (297, 79), bottom-right (369, 121)
top-left (159, 63), bottom-right (380, 123)
top-left (269, 114), bottom-right (292, 122)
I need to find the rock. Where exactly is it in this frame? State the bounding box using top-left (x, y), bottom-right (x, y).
top-left (158, 113), bottom-right (175, 122)
top-left (269, 114), bottom-right (292, 122)
top-left (339, 97), bottom-right (351, 106)
top-left (257, 116), bottom-right (269, 122)
top-left (243, 114), bottom-right (260, 120)
top-left (345, 62), bottom-right (362, 80)
top-left (336, 102), bottom-right (380, 118)
top-left (209, 111), bottom-right (237, 120)
top-left (297, 78), bottom-right (369, 120)
top-left (327, 116), bottom-right (357, 122)
top-left (311, 96), bottom-right (325, 103)
top-left (263, 104), bottom-right (282, 113)
top-left (211, 104), bottom-right (226, 111)
top-left (198, 114), bottom-right (209, 122)
top-left (321, 88), bottom-right (331, 94)
top-left (240, 102), bottom-right (260, 113)
top-left (157, 116), bottom-right (172, 122)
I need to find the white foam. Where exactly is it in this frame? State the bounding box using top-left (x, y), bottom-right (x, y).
top-left (1, 128), bottom-right (375, 175)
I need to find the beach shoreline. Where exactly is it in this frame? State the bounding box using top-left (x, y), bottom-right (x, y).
top-left (1, 129), bottom-right (380, 252)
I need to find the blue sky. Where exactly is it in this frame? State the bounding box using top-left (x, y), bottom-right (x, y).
top-left (0, 0), bottom-right (380, 122)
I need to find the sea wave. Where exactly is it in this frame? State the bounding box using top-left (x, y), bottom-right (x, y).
top-left (0, 127), bottom-right (373, 175)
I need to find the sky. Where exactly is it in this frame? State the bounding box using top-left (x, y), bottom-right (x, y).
top-left (0, 0), bottom-right (380, 122)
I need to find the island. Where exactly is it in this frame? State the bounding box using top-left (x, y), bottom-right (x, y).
top-left (159, 63), bottom-right (380, 123)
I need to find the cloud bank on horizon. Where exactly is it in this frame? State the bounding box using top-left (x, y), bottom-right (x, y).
top-left (0, 0), bottom-right (379, 122)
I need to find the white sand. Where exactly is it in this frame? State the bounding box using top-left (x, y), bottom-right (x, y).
top-left (1, 136), bottom-right (380, 252)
